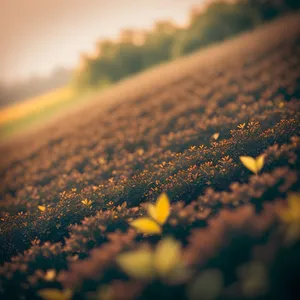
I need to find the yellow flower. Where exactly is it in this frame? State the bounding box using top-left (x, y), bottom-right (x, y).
top-left (239, 155), bottom-right (265, 174)
top-left (38, 205), bottom-right (46, 212)
top-left (116, 237), bottom-right (184, 281)
top-left (130, 193), bottom-right (170, 235)
top-left (81, 199), bottom-right (92, 206)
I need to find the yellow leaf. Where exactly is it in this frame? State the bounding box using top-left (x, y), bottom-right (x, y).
top-left (81, 199), bottom-right (92, 206)
top-left (240, 156), bottom-right (257, 173)
top-left (153, 193), bottom-right (170, 225)
top-left (255, 155), bottom-right (265, 173)
top-left (147, 203), bottom-right (157, 220)
top-left (212, 133), bottom-right (220, 140)
top-left (238, 123), bottom-right (246, 129)
top-left (44, 269), bottom-right (56, 281)
top-left (279, 209), bottom-right (295, 224)
top-left (38, 205), bottom-right (46, 212)
top-left (279, 193), bottom-right (300, 224)
top-left (240, 155), bottom-right (265, 174)
top-left (130, 193), bottom-right (171, 234)
top-left (288, 193), bottom-right (300, 213)
top-left (98, 157), bottom-right (106, 165)
top-left (38, 289), bottom-right (72, 300)
top-left (137, 148), bottom-right (144, 156)
top-left (154, 237), bottom-right (182, 277)
top-left (116, 249), bottom-right (154, 280)
top-left (130, 218), bottom-right (162, 234)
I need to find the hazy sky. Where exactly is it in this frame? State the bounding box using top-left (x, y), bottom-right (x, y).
top-left (0, 0), bottom-right (205, 83)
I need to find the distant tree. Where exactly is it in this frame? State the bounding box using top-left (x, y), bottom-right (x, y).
top-left (248, 0), bottom-right (300, 20)
top-left (73, 0), bottom-right (299, 90)
top-left (141, 23), bottom-right (178, 68)
top-left (173, 1), bottom-right (262, 57)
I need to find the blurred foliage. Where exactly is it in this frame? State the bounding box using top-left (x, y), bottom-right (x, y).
top-left (73, 0), bottom-right (299, 90)
top-left (172, 1), bottom-right (262, 57)
top-left (0, 67), bottom-right (72, 108)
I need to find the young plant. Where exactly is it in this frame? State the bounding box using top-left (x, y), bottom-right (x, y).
top-left (44, 269), bottom-right (56, 281)
top-left (212, 133), bottom-right (220, 140)
top-left (130, 193), bottom-right (170, 234)
top-left (239, 155), bottom-right (265, 175)
top-left (81, 199), bottom-right (93, 206)
top-left (38, 205), bottom-right (46, 212)
top-left (116, 236), bottom-right (188, 283)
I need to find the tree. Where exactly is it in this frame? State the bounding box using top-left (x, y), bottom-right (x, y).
top-left (172, 1), bottom-right (262, 57)
top-left (72, 0), bottom-right (299, 90)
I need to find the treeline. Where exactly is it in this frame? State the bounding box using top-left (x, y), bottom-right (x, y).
top-left (73, 0), bottom-right (300, 89)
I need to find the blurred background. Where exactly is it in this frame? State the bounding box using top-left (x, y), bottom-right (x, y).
top-left (0, 0), bottom-right (299, 139)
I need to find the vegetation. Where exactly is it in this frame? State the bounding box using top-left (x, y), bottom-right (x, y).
top-left (1, 0), bottom-right (299, 139)
top-left (74, 0), bottom-right (299, 89)
top-left (0, 67), bottom-right (72, 108)
top-left (0, 87), bottom-right (100, 140)
top-left (0, 13), bottom-right (299, 299)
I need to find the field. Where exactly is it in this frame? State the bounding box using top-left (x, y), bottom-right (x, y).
top-left (0, 86), bottom-right (105, 141)
top-left (0, 13), bottom-right (300, 300)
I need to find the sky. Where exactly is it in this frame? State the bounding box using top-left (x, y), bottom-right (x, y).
top-left (0, 0), bottom-right (205, 83)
